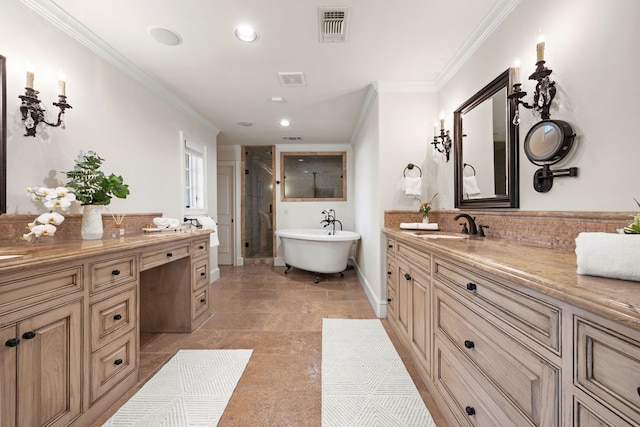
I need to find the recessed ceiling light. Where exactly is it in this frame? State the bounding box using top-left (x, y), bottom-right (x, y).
top-left (237, 121), bottom-right (253, 127)
top-left (280, 119), bottom-right (290, 127)
top-left (235, 25), bottom-right (259, 42)
top-left (149, 27), bottom-right (183, 46)
top-left (270, 97), bottom-right (285, 103)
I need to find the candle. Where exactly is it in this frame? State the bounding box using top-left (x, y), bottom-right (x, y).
top-left (434, 122), bottom-right (438, 137)
top-left (513, 57), bottom-right (521, 84)
top-left (26, 64), bottom-right (35, 89)
top-left (439, 113), bottom-right (445, 130)
top-left (536, 30), bottom-right (545, 63)
top-left (57, 71), bottom-right (66, 96)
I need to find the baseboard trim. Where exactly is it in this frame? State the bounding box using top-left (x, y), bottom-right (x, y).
top-left (351, 259), bottom-right (386, 318)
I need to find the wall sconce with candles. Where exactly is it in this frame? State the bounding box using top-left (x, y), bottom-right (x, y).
top-left (18, 66), bottom-right (72, 137)
top-left (431, 114), bottom-right (452, 162)
top-left (508, 31), bottom-right (555, 126)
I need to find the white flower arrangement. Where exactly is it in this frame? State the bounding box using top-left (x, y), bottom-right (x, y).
top-left (23, 186), bottom-right (76, 242)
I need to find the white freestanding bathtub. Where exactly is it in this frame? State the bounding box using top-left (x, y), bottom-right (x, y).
top-left (275, 229), bottom-right (361, 282)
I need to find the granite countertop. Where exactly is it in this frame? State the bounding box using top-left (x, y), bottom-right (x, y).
top-left (384, 228), bottom-right (640, 331)
top-left (0, 230), bottom-right (212, 274)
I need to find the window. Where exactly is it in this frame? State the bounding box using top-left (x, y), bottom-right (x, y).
top-left (280, 151), bottom-right (346, 201)
top-left (182, 134), bottom-right (207, 215)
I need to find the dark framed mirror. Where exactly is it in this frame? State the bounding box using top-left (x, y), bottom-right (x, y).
top-left (454, 68), bottom-right (519, 208)
top-left (1, 55), bottom-right (6, 214)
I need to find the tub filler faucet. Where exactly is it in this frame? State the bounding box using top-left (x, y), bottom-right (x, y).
top-left (321, 209), bottom-right (342, 235)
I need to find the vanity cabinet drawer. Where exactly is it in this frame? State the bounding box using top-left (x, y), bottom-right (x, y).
top-left (90, 287), bottom-right (136, 352)
top-left (434, 256), bottom-right (561, 353)
top-left (397, 242), bottom-right (430, 273)
top-left (192, 258), bottom-right (209, 291)
top-left (435, 285), bottom-right (560, 426)
top-left (386, 237), bottom-right (397, 258)
top-left (574, 395), bottom-right (633, 427)
top-left (191, 238), bottom-right (209, 259)
top-left (140, 243), bottom-right (190, 271)
top-left (89, 254), bottom-right (136, 294)
top-left (192, 286), bottom-right (210, 321)
top-left (434, 335), bottom-right (534, 427)
top-left (90, 329), bottom-right (137, 404)
top-left (0, 265), bottom-right (83, 313)
top-left (575, 316), bottom-right (640, 422)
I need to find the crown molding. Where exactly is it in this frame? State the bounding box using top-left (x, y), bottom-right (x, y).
top-left (435, 0), bottom-right (522, 89)
top-left (20, 0), bottom-right (220, 135)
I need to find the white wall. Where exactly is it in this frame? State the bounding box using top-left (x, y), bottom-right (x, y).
top-left (2, 0), bottom-right (219, 223)
top-left (437, 0), bottom-right (640, 211)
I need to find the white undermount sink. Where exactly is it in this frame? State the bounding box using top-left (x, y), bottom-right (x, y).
top-left (402, 231), bottom-right (469, 240)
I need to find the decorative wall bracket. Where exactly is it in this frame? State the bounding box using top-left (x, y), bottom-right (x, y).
top-left (19, 87), bottom-right (72, 137)
top-left (508, 61), bottom-right (555, 125)
top-left (432, 129), bottom-right (452, 162)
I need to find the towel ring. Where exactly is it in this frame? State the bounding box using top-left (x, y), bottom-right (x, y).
top-left (403, 163), bottom-right (422, 177)
top-left (463, 163), bottom-right (476, 176)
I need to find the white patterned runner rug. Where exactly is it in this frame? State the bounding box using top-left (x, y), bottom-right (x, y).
top-left (103, 349), bottom-right (252, 427)
top-left (322, 318), bottom-right (435, 427)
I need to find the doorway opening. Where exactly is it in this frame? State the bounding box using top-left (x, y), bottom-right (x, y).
top-left (242, 146), bottom-right (275, 261)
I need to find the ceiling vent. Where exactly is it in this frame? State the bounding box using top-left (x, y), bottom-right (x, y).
top-left (278, 72), bottom-right (306, 86)
top-left (318, 7), bottom-right (350, 43)
top-left (282, 136), bottom-right (303, 141)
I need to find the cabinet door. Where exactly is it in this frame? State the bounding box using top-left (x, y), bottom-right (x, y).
top-left (17, 301), bottom-right (82, 427)
top-left (411, 269), bottom-right (430, 377)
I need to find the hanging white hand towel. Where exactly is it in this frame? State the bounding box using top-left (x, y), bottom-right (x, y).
top-left (463, 176), bottom-right (481, 196)
top-left (403, 177), bottom-right (422, 196)
top-left (197, 217), bottom-right (220, 247)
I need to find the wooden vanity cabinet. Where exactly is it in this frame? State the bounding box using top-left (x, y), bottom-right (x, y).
top-left (384, 232), bottom-right (640, 427)
top-left (0, 264), bottom-right (83, 427)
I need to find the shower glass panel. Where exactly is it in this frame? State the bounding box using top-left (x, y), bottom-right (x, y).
top-left (244, 146), bottom-right (274, 258)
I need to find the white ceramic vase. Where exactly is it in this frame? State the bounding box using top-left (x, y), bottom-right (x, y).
top-left (422, 216), bottom-right (429, 224)
top-left (81, 205), bottom-right (104, 240)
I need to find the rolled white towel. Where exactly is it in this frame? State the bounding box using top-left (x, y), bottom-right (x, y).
top-left (575, 232), bottom-right (640, 282)
top-left (153, 217), bottom-right (180, 229)
top-left (400, 222), bottom-right (419, 229)
top-left (417, 223), bottom-right (439, 230)
top-left (403, 177), bottom-right (422, 196)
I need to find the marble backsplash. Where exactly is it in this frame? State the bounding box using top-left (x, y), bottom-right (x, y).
top-left (0, 212), bottom-right (162, 245)
top-left (385, 210), bottom-right (636, 250)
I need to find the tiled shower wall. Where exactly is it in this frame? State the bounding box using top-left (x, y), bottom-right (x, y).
top-left (385, 210), bottom-right (636, 250)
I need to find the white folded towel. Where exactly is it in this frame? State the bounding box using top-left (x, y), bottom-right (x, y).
top-left (197, 216), bottom-right (220, 247)
top-left (403, 177), bottom-right (422, 196)
top-left (463, 175), bottom-right (481, 196)
top-left (575, 232), bottom-right (640, 282)
top-left (152, 217), bottom-right (180, 230)
top-left (399, 222), bottom-right (439, 230)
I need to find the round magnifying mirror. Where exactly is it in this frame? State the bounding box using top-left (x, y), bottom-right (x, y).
top-left (524, 120), bottom-right (575, 165)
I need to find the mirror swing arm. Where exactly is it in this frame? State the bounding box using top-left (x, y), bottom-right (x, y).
top-left (509, 55), bottom-right (578, 193)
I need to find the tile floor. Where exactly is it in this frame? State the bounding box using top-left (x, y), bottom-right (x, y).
top-left (91, 264), bottom-right (448, 426)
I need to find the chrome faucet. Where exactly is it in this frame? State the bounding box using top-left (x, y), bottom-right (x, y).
top-left (453, 213), bottom-right (478, 235)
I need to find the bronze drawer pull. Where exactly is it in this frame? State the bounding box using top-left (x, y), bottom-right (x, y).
top-left (387, 271), bottom-right (391, 276)
top-left (200, 298), bottom-right (206, 304)
top-left (464, 340), bottom-right (475, 349)
top-left (465, 406), bottom-right (476, 416)
top-left (404, 273), bottom-right (411, 280)
top-left (466, 282), bottom-right (477, 291)
top-left (166, 252), bottom-right (173, 257)
top-left (5, 338), bottom-right (20, 347)
top-left (199, 245), bottom-right (205, 250)
top-left (112, 269), bottom-right (121, 276)
top-left (200, 272), bottom-right (206, 277)
top-left (22, 331), bottom-right (36, 340)
top-left (114, 359), bottom-right (123, 366)
top-left (387, 298), bottom-right (392, 302)
top-left (113, 314), bottom-right (122, 321)
top-left (388, 244), bottom-right (393, 249)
